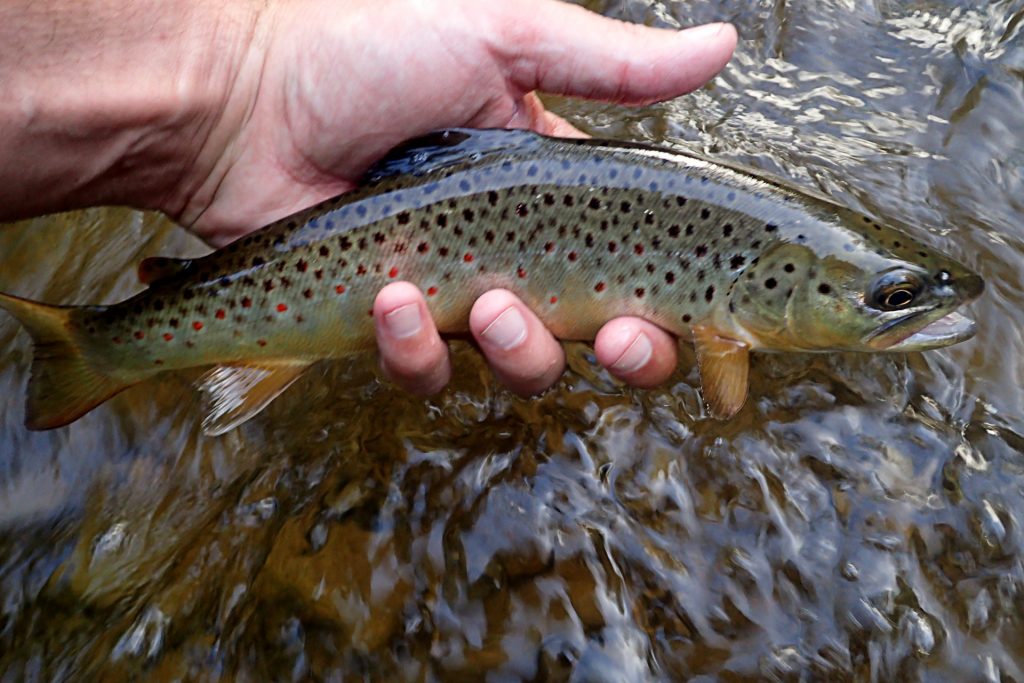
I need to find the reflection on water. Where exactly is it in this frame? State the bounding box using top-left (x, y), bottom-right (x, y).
top-left (3, 1), bottom-right (1024, 680)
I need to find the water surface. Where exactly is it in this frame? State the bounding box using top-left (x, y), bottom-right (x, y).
top-left (2, 1), bottom-right (1024, 680)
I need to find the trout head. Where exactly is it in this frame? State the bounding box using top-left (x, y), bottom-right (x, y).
top-left (726, 223), bottom-right (984, 353)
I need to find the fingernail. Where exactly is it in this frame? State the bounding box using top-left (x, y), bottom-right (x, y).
top-left (384, 304), bottom-right (422, 339)
top-left (481, 306), bottom-right (527, 350)
top-left (611, 333), bottom-right (653, 374)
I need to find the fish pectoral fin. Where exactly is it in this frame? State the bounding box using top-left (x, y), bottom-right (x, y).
top-left (692, 325), bottom-right (751, 420)
top-left (197, 360), bottom-right (312, 436)
top-left (137, 256), bottom-right (194, 285)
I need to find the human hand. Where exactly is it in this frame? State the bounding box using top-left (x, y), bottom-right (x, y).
top-left (178, 0), bottom-right (735, 397)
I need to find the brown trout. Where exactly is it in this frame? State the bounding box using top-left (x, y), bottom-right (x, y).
top-left (0, 129), bottom-right (983, 434)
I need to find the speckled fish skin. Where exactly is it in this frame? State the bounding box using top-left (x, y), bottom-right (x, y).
top-left (0, 128), bottom-right (984, 430)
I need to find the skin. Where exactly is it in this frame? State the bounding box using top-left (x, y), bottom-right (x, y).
top-left (0, 0), bottom-right (737, 397)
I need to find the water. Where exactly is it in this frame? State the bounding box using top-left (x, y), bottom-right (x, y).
top-left (2, 1), bottom-right (1024, 680)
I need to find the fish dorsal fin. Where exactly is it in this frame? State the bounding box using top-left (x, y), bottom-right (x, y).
top-left (138, 256), bottom-right (194, 285)
top-left (366, 128), bottom-right (543, 180)
top-left (692, 325), bottom-right (751, 420)
top-left (197, 360), bottom-right (312, 436)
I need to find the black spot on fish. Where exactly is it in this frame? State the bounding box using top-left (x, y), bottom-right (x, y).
top-left (705, 286), bottom-right (715, 302)
top-left (784, 263), bottom-right (795, 273)
top-left (589, 197), bottom-right (601, 210)
top-left (765, 278), bottom-right (777, 289)
top-left (487, 191), bottom-right (499, 206)
top-left (563, 195), bottom-right (575, 207)
top-left (682, 313), bottom-right (692, 323)
top-left (620, 201), bottom-right (632, 213)
top-left (686, 224), bottom-right (695, 236)
top-left (252, 256), bottom-right (266, 267)
top-left (320, 245), bottom-right (330, 257)
top-left (676, 197), bottom-right (687, 207)
top-left (436, 214), bottom-right (448, 227)
top-left (397, 211), bottom-right (410, 225)
top-left (765, 223), bottom-right (778, 233)
top-left (730, 255), bottom-right (745, 269)
top-left (516, 203), bottom-right (529, 217)
top-left (818, 283), bottom-right (832, 295)
top-left (695, 245), bottom-right (708, 257)
top-left (668, 225), bottom-right (681, 238)
top-left (700, 208), bottom-right (711, 220)
top-left (665, 271), bottom-right (675, 284)
top-left (722, 224), bottom-right (733, 237)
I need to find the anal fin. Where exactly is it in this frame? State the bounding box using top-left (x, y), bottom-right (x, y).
top-left (692, 325), bottom-right (750, 420)
top-left (197, 360), bottom-right (312, 436)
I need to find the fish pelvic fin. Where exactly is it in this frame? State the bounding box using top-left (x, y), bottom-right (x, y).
top-left (0, 292), bottom-right (126, 430)
top-left (692, 325), bottom-right (751, 420)
top-left (197, 360), bottom-right (313, 436)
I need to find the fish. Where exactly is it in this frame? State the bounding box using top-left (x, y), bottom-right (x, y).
top-left (0, 129), bottom-right (984, 435)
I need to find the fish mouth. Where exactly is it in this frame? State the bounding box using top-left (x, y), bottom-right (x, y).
top-left (867, 309), bottom-right (977, 352)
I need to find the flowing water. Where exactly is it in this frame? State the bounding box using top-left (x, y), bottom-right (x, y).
top-left (2, 1), bottom-right (1024, 680)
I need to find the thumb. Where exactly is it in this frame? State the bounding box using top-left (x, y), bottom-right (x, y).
top-left (485, 2), bottom-right (737, 106)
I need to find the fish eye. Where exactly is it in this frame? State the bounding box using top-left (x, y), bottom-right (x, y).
top-left (869, 272), bottom-right (922, 311)
top-left (881, 287), bottom-right (916, 308)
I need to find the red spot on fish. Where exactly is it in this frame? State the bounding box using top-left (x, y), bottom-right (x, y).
top-left (463, 253), bottom-right (473, 263)
top-left (567, 251), bottom-right (577, 262)
top-left (163, 333), bottom-right (174, 341)
top-left (335, 284), bottom-right (346, 294)
top-left (634, 244), bottom-right (644, 255)
top-left (276, 303), bottom-right (288, 312)
top-left (257, 339), bottom-right (267, 347)
top-left (550, 296), bottom-right (558, 304)
top-left (389, 266), bottom-right (399, 278)
top-left (427, 286), bottom-right (438, 297)
top-left (417, 242), bottom-right (429, 253)
top-left (192, 321), bottom-right (203, 331)
top-left (133, 331), bottom-right (144, 340)
top-left (357, 264), bottom-right (367, 275)
top-left (517, 267), bottom-right (527, 279)
top-left (112, 336), bottom-right (122, 344)
top-left (595, 282), bottom-right (606, 292)
top-left (242, 297), bottom-right (252, 308)
top-left (215, 309), bottom-right (226, 319)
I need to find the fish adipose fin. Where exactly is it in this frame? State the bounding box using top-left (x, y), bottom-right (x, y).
top-left (0, 292), bottom-right (126, 430)
top-left (692, 325), bottom-right (750, 420)
top-left (137, 256), bottom-right (194, 285)
top-left (198, 361), bottom-right (313, 436)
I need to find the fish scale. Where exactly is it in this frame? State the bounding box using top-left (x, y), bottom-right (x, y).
top-left (0, 128), bottom-right (983, 433)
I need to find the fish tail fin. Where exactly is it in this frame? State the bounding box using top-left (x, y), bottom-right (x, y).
top-left (0, 292), bottom-right (125, 430)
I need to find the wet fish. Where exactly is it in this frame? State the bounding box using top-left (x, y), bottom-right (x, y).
top-left (0, 129), bottom-right (984, 434)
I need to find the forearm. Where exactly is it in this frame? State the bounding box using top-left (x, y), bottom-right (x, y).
top-left (0, 0), bottom-right (261, 221)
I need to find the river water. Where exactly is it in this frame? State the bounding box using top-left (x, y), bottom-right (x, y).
top-left (2, 1), bottom-right (1023, 680)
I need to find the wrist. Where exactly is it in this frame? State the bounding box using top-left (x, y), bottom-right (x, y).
top-left (0, 0), bottom-right (264, 222)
